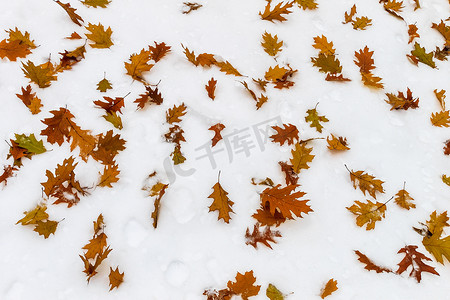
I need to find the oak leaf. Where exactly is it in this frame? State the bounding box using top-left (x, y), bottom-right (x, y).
top-left (408, 24), bottom-right (420, 44)
top-left (82, 0), bottom-right (111, 8)
top-left (149, 41), bottom-right (171, 62)
top-left (348, 168), bottom-right (384, 198)
top-left (444, 140), bottom-right (450, 155)
top-left (383, 0), bottom-right (404, 12)
top-left (68, 123), bottom-right (98, 161)
top-left (164, 125), bottom-right (186, 145)
top-left (66, 32), bottom-right (82, 39)
top-left (150, 182), bottom-right (168, 228)
top-left (227, 271), bottom-right (261, 299)
top-left (197, 53), bottom-right (217, 67)
top-left (0, 39), bottom-right (31, 61)
top-left (295, 0), bottom-right (318, 10)
top-left (259, 1), bottom-right (293, 23)
top-left (430, 111), bottom-right (450, 127)
top-left (206, 77), bottom-right (217, 100)
top-left (97, 77), bottom-right (112, 92)
top-left (55, 1), bottom-right (84, 26)
top-left (279, 161), bottom-right (298, 186)
top-left (209, 123), bottom-right (225, 147)
top-left (94, 96), bottom-right (125, 114)
top-left (313, 35), bottom-right (335, 55)
top-left (16, 85), bottom-right (42, 113)
top-left (266, 283), bottom-right (285, 300)
top-left (394, 188), bottom-right (415, 210)
top-left (385, 88), bottom-right (419, 110)
top-left (354, 250), bottom-right (392, 273)
top-left (182, 2), bottom-right (203, 14)
top-left (109, 267), bottom-right (124, 291)
top-left (270, 124), bottom-right (299, 146)
top-left (423, 234), bottom-right (450, 264)
top-left (14, 133), bottom-right (46, 155)
top-left (103, 112), bottom-right (123, 129)
top-left (33, 220), bottom-right (58, 238)
top-left (325, 73), bottom-right (351, 82)
top-left (426, 211), bottom-right (449, 237)
top-left (410, 42), bottom-right (436, 68)
top-left (91, 130), bottom-right (126, 165)
top-left (396, 245), bottom-right (439, 282)
top-left (0, 165), bottom-right (17, 186)
top-left (135, 85), bottom-right (163, 109)
top-left (260, 184), bottom-right (312, 219)
top-left (82, 232), bottom-right (108, 259)
top-left (166, 103), bottom-right (187, 124)
top-left (22, 60), bottom-right (57, 88)
top-left (208, 177), bottom-right (234, 223)
top-left (261, 32), bottom-right (283, 56)
top-left (311, 53), bottom-right (342, 74)
top-left (320, 278), bottom-right (338, 299)
top-left (327, 134), bottom-right (350, 151)
top-left (85, 23), bottom-right (113, 48)
top-left (352, 16), bottom-right (372, 30)
top-left (434, 89), bottom-right (446, 110)
top-left (215, 61), bottom-right (242, 76)
top-left (361, 72), bottom-right (384, 89)
top-left (41, 107), bottom-right (75, 145)
top-left (98, 163), bottom-right (120, 187)
top-left (245, 223), bottom-right (281, 249)
top-left (181, 44), bottom-right (198, 66)
top-left (290, 142), bottom-right (314, 173)
top-left (347, 199), bottom-right (386, 230)
top-left (343, 5), bottom-right (357, 24)
top-left (265, 65), bottom-right (289, 82)
top-left (354, 46), bottom-right (376, 73)
top-left (171, 145), bottom-right (186, 165)
top-left (125, 48), bottom-right (153, 83)
top-left (16, 205), bottom-right (49, 225)
top-left (6, 28), bottom-right (36, 49)
top-left (252, 202), bottom-right (287, 227)
top-left (305, 106), bottom-right (329, 133)
top-left (431, 20), bottom-right (450, 47)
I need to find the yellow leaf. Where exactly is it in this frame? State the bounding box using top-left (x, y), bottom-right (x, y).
top-left (208, 178), bottom-right (234, 223)
top-left (423, 234), bottom-right (450, 264)
top-left (352, 16), bottom-right (372, 30)
top-left (344, 4), bottom-right (357, 24)
top-left (82, 0), bottom-right (111, 8)
top-left (426, 211), bottom-right (449, 237)
top-left (361, 72), bottom-right (384, 89)
top-left (261, 32), bottom-right (283, 56)
top-left (22, 60), bottom-right (57, 88)
top-left (305, 107), bottom-right (329, 133)
top-left (383, 0), bottom-right (404, 12)
top-left (33, 220), bottom-right (58, 238)
top-left (103, 111), bottom-right (123, 129)
top-left (311, 53), bottom-right (342, 74)
top-left (290, 142), bottom-right (315, 173)
top-left (85, 23), bottom-right (113, 48)
top-left (347, 200), bottom-right (386, 230)
top-left (171, 145), bottom-right (186, 165)
top-left (410, 42), bottom-right (436, 68)
top-left (6, 27), bottom-right (36, 49)
top-left (98, 164), bottom-right (120, 187)
top-left (265, 65), bottom-right (288, 82)
top-left (442, 174), bottom-right (450, 186)
top-left (313, 35), bottom-right (335, 55)
top-left (295, 0), bottom-right (318, 10)
top-left (266, 283), bottom-right (285, 300)
top-left (434, 89), bottom-right (446, 110)
top-left (215, 60), bottom-right (242, 76)
top-left (327, 134), bottom-right (350, 151)
top-left (431, 111), bottom-right (450, 127)
top-left (28, 96), bottom-right (43, 114)
top-left (320, 278), bottom-right (338, 299)
top-left (348, 169), bottom-right (384, 199)
top-left (124, 48), bottom-right (153, 83)
top-left (16, 205), bottom-right (49, 225)
top-left (394, 189), bottom-right (415, 210)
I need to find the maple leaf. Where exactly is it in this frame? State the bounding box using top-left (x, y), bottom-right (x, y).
top-left (94, 96), bottom-right (125, 114)
top-left (313, 35), bottom-right (335, 55)
top-left (245, 223), bottom-right (281, 250)
top-left (0, 39), bottom-right (31, 61)
top-left (206, 77), bottom-right (217, 100)
top-left (82, 0), bottom-right (111, 8)
top-left (354, 250), bottom-right (392, 273)
top-left (295, 0), bottom-right (318, 10)
top-left (352, 16), bottom-right (372, 30)
top-left (261, 32), bottom-right (283, 56)
top-left (166, 103), bottom-right (187, 124)
top-left (434, 89), bottom-right (446, 110)
top-left (22, 60), bottom-right (57, 88)
top-left (305, 106), bottom-right (329, 133)
top-left (55, 0), bottom-right (84, 26)
top-left (41, 107), bottom-right (75, 145)
top-left (227, 271), bottom-right (261, 299)
top-left (327, 134), bottom-right (350, 151)
top-left (279, 161), bottom-right (298, 186)
top-left (408, 24), bottom-right (420, 44)
top-left (209, 123), bottom-right (225, 147)
top-left (208, 176), bottom-right (234, 223)
top-left (311, 54), bottom-right (343, 74)
top-left (410, 42), bottom-right (436, 68)
top-left (149, 41), bottom-right (171, 62)
top-left (347, 199), bottom-right (387, 230)
top-left (394, 188), bottom-right (415, 210)
top-left (259, 1), bottom-right (293, 22)
top-left (215, 61), bottom-right (242, 76)
top-left (109, 267), bottom-right (124, 291)
top-left (150, 182), bottom-right (168, 229)
top-left (347, 168), bottom-right (384, 198)
top-left (290, 142), bottom-right (314, 173)
top-left (85, 23), bottom-right (113, 48)
top-left (266, 284), bottom-right (285, 300)
top-left (98, 163), bottom-right (120, 187)
top-left (97, 77), bottom-right (113, 92)
top-left (135, 85), bottom-right (163, 109)
top-left (0, 165), bottom-right (17, 186)
top-left (396, 245), bottom-right (439, 282)
top-left (33, 220), bottom-right (58, 238)
top-left (270, 124), bottom-right (299, 146)
top-left (125, 48), bottom-right (153, 83)
top-left (260, 184), bottom-right (312, 219)
top-left (385, 88), bottom-right (419, 110)
top-left (430, 111), bottom-right (450, 127)
top-left (320, 278), bottom-right (338, 299)
top-left (6, 28), bottom-right (36, 49)
top-left (343, 4), bottom-right (357, 24)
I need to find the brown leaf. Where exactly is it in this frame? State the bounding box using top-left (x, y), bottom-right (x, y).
top-left (327, 134), bottom-right (350, 151)
top-left (325, 73), bottom-right (351, 81)
top-left (290, 142), bottom-right (315, 173)
top-left (197, 53), bottom-right (217, 67)
top-left (6, 28), bottom-right (36, 49)
top-left (16, 85), bottom-right (35, 107)
top-left (227, 271), bottom-right (261, 299)
top-left (348, 168), bottom-right (384, 198)
top-left (279, 161), bottom-right (298, 186)
top-left (135, 85), bottom-right (163, 109)
top-left (261, 32), bottom-right (283, 56)
top-left (149, 41), bottom-right (171, 62)
top-left (320, 278), bottom-right (338, 299)
top-left (98, 163), bottom-right (120, 187)
top-left (55, 0), bottom-right (84, 26)
top-left (396, 245), bottom-right (439, 282)
top-left (171, 145), bottom-right (186, 165)
top-left (259, 1), bottom-right (293, 23)
top-left (245, 223), bottom-right (281, 249)
top-left (206, 77), bottom-right (217, 100)
top-left (313, 35), bottom-right (335, 55)
top-left (209, 123), bottom-right (225, 147)
top-left (166, 103), bottom-right (187, 124)
top-left (0, 165), bottom-right (17, 186)
top-left (295, 0), bottom-right (318, 10)
top-left (343, 4), bottom-right (357, 24)
top-left (354, 250), bottom-right (392, 273)
top-left (352, 16), bottom-right (372, 30)
top-left (444, 140), bottom-right (450, 155)
top-left (65, 32), bottom-right (82, 39)
top-left (0, 39), bottom-right (31, 61)
top-left (208, 176), bottom-right (234, 223)
top-left (85, 23), bottom-right (113, 48)
top-left (182, 2), bottom-right (203, 14)
top-left (33, 220), bottom-right (58, 238)
top-left (82, 232), bottom-right (108, 259)
top-left (41, 107), bottom-right (75, 146)
top-left (181, 44), bottom-right (198, 66)
top-left (385, 88), bottom-right (419, 110)
top-left (215, 60), bottom-right (242, 76)
top-left (431, 111), bottom-right (450, 127)
top-left (94, 96), bottom-right (125, 114)
top-left (394, 188), bottom-right (415, 210)
top-left (91, 130), bottom-right (126, 165)
top-left (270, 124), bottom-right (299, 146)
top-left (354, 46), bottom-right (376, 74)
top-left (124, 48), bottom-right (153, 83)
top-left (68, 123), bottom-right (97, 161)
top-left (22, 60), bottom-right (57, 88)
top-left (408, 24), bottom-right (420, 44)
top-left (109, 267), bottom-right (124, 291)
top-left (434, 89), bottom-right (446, 110)
top-left (150, 182), bottom-right (168, 229)
top-left (164, 125), bottom-right (186, 145)
top-left (347, 200), bottom-right (386, 230)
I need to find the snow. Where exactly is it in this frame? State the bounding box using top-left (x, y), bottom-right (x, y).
top-left (1, 0), bottom-right (450, 299)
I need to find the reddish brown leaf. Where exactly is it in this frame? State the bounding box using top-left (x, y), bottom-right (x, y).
top-left (270, 123), bottom-right (299, 146)
top-left (252, 203), bottom-right (287, 227)
top-left (55, 0), bottom-right (84, 26)
top-left (245, 223), bottom-right (281, 249)
top-left (396, 245), bottom-right (439, 282)
top-left (134, 85), bottom-right (163, 109)
top-left (149, 41), bottom-right (171, 62)
top-left (385, 88), bottom-right (419, 110)
top-left (65, 32), bottom-right (82, 39)
top-left (0, 39), bottom-right (31, 61)
top-left (41, 107), bottom-right (76, 146)
top-left (94, 96), bottom-right (125, 114)
top-left (279, 161), bottom-right (299, 185)
top-left (227, 271), bottom-right (261, 299)
top-left (444, 140), bottom-right (450, 155)
top-left (408, 24), bottom-right (420, 44)
top-left (91, 130), bottom-right (126, 165)
top-left (208, 178), bottom-right (234, 223)
top-left (259, 1), bottom-right (293, 23)
top-left (206, 77), bottom-right (217, 100)
top-left (109, 267), bottom-right (124, 291)
top-left (0, 165), bottom-right (17, 186)
top-left (16, 85), bottom-right (35, 107)
top-left (209, 123), bottom-right (225, 147)
top-left (164, 125), bottom-right (186, 145)
top-left (355, 250), bottom-right (392, 273)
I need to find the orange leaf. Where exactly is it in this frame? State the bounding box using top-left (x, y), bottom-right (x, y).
top-left (347, 199), bottom-right (386, 230)
top-left (348, 168), bottom-right (384, 198)
top-left (82, 232), bottom-right (108, 259)
top-left (214, 60), bottom-right (242, 76)
top-left (94, 96), bottom-right (125, 114)
top-left (354, 46), bottom-right (376, 74)
top-left (55, 0), bottom-right (84, 26)
top-left (0, 39), bottom-right (31, 61)
top-left (270, 123), bottom-right (299, 146)
top-left (354, 250), bottom-right (392, 273)
top-left (290, 142), bottom-right (315, 173)
top-left (327, 134), bottom-right (350, 151)
top-left (150, 182), bottom-right (168, 228)
top-left (385, 88), bottom-right (419, 110)
top-left (430, 111), bottom-right (450, 127)
top-left (227, 271), bottom-right (261, 299)
top-left (124, 48), bottom-right (153, 83)
top-left (16, 85), bottom-right (35, 107)
top-left (41, 107), bottom-right (75, 146)
top-left (394, 188), bottom-right (415, 210)
top-left (149, 41), bottom-right (171, 62)
top-left (197, 53), bottom-right (217, 67)
top-left (245, 223), bottom-right (281, 249)
top-left (320, 278), bottom-right (338, 299)
top-left (206, 77), bottom-right (217, 100)
top-left (98, 163), bottom-right (120, 187)
top-left (208, 176), bottom-right (234, 223)
top-left (209, 123), bottom-right (225, 147)
top-left (259, 1), bottom-right (293, 23)
top-left (166, 103), bottom-right (187, 124)
top-left (408, 24), bottom-right (420, 44)
top-left (260, 184), bottom-right (312, 219)
top-left (313, 35), bottom-right (335, 55)
top-left (109, 267), bottom-right (124, 291)
top-left (0, 165), bottom-right (17, 186)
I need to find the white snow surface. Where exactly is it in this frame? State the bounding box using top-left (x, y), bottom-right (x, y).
top-left (1, 0), bottom-right (450, 299)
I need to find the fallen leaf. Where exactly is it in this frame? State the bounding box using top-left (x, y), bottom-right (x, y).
top-left (97, 77), bottom-right (113, 92)
top-left (347, 199), bottom-right (386, 230)
top-left (279, 161), bottom-right (299, 185)
top-left (6, 27), bottom-right (36, 49)
top-left (313, 35), bottom-right (335, 55)
top-left (354, 250), bottom-right (393, 273)
top-left (295, 0), bottom-right (318, 10)
top-left (290, 142), bottom-right (315, 173)
top-left (260, 184), bottom-right (312, 219)
top-left (343, 4), bottom-right (357, 24)
top-left (149, 41), bottom-right (171, 62)
top-left (396, 245), bottom-right (439, 282)
top-left (259, 1), bottom-right (293, 22)
top-left (347, 168), bottom-right (384, 198)
top-left (327, 134), bottom-right (350, 151)
top-left (0, 39), bottom-right (31, 61)
top-left (209, 123), bottom-right (225, 147)
top-left (22, 60), bottom-right (57, 88)
top-left (215, 61), bottom-right (242, 76)
top-left (245, 223), bottom-right (281, 249)
top-left (0, 165), bottom-right (17, 186)
top-left (352, 16), bottom-right (372, 30)
top-left (434, 89), bottom-right (446, 110)
top-left (125, 48), bottom-right (153, 83)
top-left (171, 145), bottom-right (186, 165)
top-left (182, 2), bottom-right (203, 14)
top-left (33, 220), bottom-right (58, 238)
top-left (408, 24), bottom-right (420, 44)
top-left (82, 0), bottom-right (111, 8)
top-left (410, 42), bottom-right (436, 68)
top-left (166, 103), bottom-right (187, 124)
top-left (311, 53), bottom-right (343, 74)
top-left (431, 111), bottom-right (450, 127)
top-left (206, 77), bottom-right (217, 100)
top-left (85, 23), bottom-right (113, 48)
top-left (320, 278), bottom-right (338, 299)
top-left (208, 176), bottom-right (234, 223)
top-left (385, 88), bottom-right (419, 110)
top-left (98, 163), bottom-right (120, 187)
top-left (66, 32), bottom-right (82, 39)
top-left (394, 188), bottom-right (415, 210)
top-left (16, 205), bottom-right (49, 225)
top-left (150, 182), bottom-right (168, 228)
top-left (55, 0), bottom-right (84, 26)
top-left (305, 106), bottom-right (329, 133)
top-left (41, 107), bottom-right (75, 145)
top-left (261, 32), bottom-right (283, 56)
top-left (266, 283), bottom-right (285, 300)
top-left (135, 85), bottom-right (163, 109)
top-left (442, 175), bottom-right (450, 186)
top-left (109, 267), bottom-right (124, 290)
top-left (270, 124), bottom-right (299, 146)
top-left (227, 271), bottom-right (261, 299)
top-left (94, 96), bottom-right (125, 114)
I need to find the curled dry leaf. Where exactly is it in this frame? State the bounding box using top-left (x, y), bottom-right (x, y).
top-left (385, 88), bottom-right (419, 110)
top-left (135, 85), bottom-right (164, 109)
top-left (245, 223), bottom-right (281, 249)
top-left (55, 0), bottom-right (84, 26)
